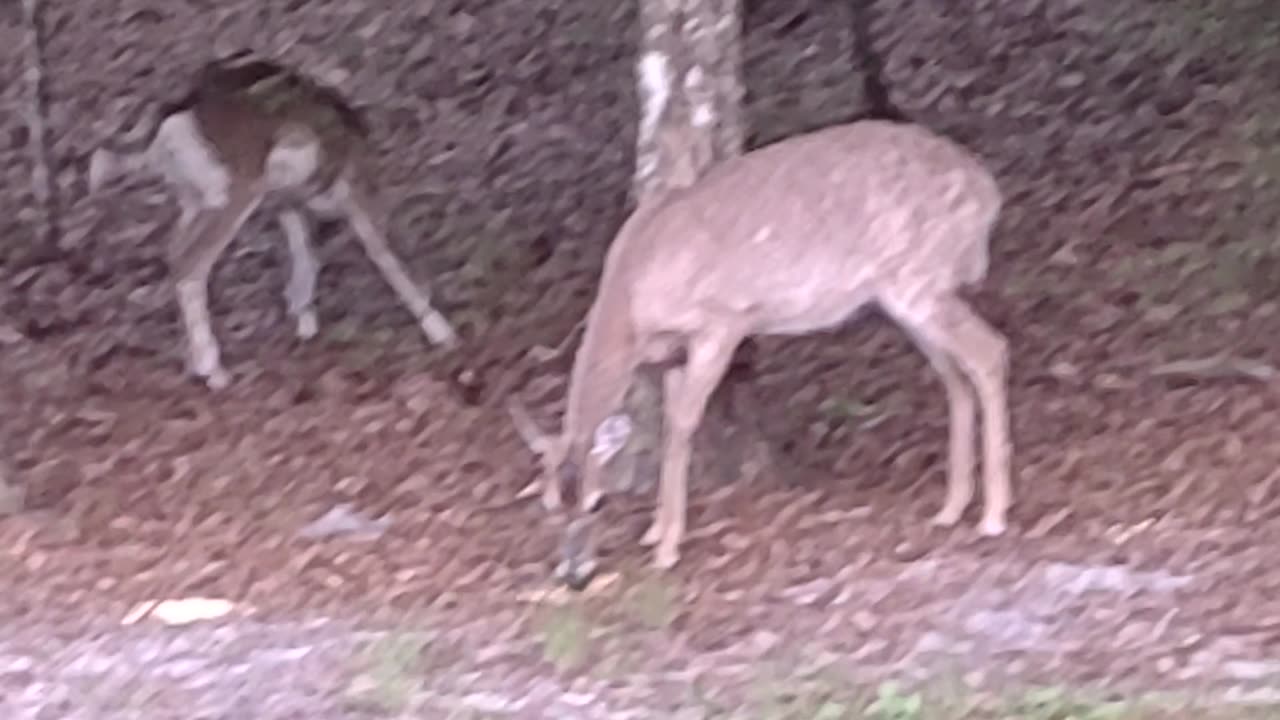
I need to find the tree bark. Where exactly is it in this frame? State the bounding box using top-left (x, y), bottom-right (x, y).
top-left (615, 0), bottom-right (746, 496)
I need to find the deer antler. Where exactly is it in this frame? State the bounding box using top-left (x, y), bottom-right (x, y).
top-left (503, 318), bottom-right (589, 457)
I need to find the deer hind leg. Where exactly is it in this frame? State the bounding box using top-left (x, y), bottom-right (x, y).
top-left (277, 208), bottom-right (321, 340)
top-left (170, 189), bottom-right (264, 390)
top-left (329, 180), bottom-right (458, 348)
top-left (643, 328), bottom-right (742, 569)
top-left (915, 343), bottom-right (977, 528)
top-left (889, 293), bottom-right (1011, 536)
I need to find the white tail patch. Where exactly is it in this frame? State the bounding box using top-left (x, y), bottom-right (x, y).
top-left (266, 126), bottom-right (321, 190)
top-left (154, 111), bottom-right (232, 209)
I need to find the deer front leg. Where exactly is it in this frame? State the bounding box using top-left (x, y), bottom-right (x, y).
top-left (334, 180), bottom-right (458, 348)
top-left (277, 208), bottom-right (320, 340)
top-left (640, 364), bottom-right (683, 549)
top-left (170, 190), bottom-right (263, 390)
top-left (644, 329), bottom-right (742, 569)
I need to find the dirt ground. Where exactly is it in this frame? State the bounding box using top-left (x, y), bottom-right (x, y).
top-left (4, 0), bottom-right (1280, 718)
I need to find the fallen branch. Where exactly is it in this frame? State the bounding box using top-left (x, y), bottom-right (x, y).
top-left (1148, 354), bottom-right (1277, 382)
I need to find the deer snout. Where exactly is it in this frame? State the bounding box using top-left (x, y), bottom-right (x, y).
top-left (554, 516), bottom-right (599, 591)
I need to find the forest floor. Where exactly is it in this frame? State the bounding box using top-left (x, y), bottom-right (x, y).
top-left (6, 1), bottom-right (1280, 718)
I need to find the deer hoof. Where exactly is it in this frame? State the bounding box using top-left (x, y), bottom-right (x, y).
top-left (977, 514), bottom-right (1007, 537)
top-left (540, 487), bottom-right (563, 512)
top-left (204, 367), bottom-right (231, 391)
top-left (652, 543), bottom-right (680, 570)
top-left (295, 311), bottom-right (318, 340)
top-left (930, 504), bottom-right (964, 529)
top-left (420, 312), bottom-right (458, 348)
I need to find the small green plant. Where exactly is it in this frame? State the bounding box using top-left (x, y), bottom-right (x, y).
top-left (818, 396), bottom-right (893, 430)
top-left (623, 573), bottom-right (680, 629)
top-left (741, 658), bottom-right (864, 719)
top-left (1012, 685), bottom-right (1131, 720)
top-left (344, 631), bottom-right (428, 714)
top-left (809, 700), bottom-right (855, 719)
top-left (539, 604), bottom-right (592, 673)
top-left (865, 681), bottom-right (924, 720)
top-left (322, 317), bottom-right (363, 345)
top-left (750, 682), bottom-right (856, 720)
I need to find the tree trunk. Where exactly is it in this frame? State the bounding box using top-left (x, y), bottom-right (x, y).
top-left (613, 0), bottom-right (749, 497)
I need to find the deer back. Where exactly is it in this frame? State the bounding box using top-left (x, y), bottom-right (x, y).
top-left (607, 120), bottom-right (1001, 340)
top-left (172, 58), bottom-right (372, 189)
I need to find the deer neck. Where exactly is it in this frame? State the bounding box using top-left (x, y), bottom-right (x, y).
top-left (561, 277), bottom-right (637, 464)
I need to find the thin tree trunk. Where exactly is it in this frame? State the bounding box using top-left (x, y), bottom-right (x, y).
top-left (20, 0), bottom-right (53, 248)
top-left (850, 0), bottom-right (908, 122)
top-left (616, 0), bottom-right (747, 497)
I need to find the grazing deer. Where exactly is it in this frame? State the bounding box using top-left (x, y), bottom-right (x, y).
top-left (88, 52), bottom-right (457, 389)
top-left (511, 119), bottom-right (1011, 585)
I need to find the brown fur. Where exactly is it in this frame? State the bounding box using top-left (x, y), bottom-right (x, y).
top-left (88, 53), bottom-right (456, 389)
top-left (517, 119), bottom-right (1011, 581)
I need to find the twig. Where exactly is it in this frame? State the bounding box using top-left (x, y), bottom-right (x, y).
top-left (526, 316), bottom-right (585, 363)
top-left (1148, 354), bottom-right (1277, 382)
top-left (472, 316), bottom-right (585, 411)
top-left (505, 397), bottom-right (550, 456)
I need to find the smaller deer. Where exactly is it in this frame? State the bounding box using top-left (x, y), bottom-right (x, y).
top-left (89, 52), bottom-right (457, 389)
top-left (511, 120), bottom-right (1011, 586)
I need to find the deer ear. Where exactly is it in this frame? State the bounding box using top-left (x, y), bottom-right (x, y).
top-left (590, 413), bottom-right (632, 464)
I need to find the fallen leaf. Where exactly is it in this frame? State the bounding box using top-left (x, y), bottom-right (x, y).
top-left (122, 597), bottom-right (239, 626)
top-left (298, 503), bottom-right (391, 540)
top-left (0, 325), bottom-right (23, 344)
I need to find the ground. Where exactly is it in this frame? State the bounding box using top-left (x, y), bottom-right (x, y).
top-left (3, 0), bottom-right (1280, 718)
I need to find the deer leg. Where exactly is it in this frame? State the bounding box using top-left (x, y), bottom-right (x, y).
top-left (541, 461), bottom-right (564, 511)
top-left (644, 329), bottom-right (742, 569)
top-left (334, 180), bottom-right (458, 347)
top-left (914, 343), bottom-right (977, 528)
top-left (170, 190), bottom-right (263, 390)
top-left (277, 208), bottom-right (320, 340)
top-left (895, 295), bottom-right (1011, 536)
top-left (640, 364), bottom-right (684, 549)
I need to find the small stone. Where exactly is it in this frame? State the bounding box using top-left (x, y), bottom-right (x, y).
top-left (1049, 360), bottom-right (1079, 378)
top-left (1057, 72), bottom-right (1087, 88)
top-left (853, 611), bottom-right (878, 632)
top-left (750, 631), bottom-right (781, 654)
